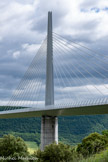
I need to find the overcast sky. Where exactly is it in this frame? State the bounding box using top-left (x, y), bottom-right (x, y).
top-left (0, 0), bottom-right (108, 107)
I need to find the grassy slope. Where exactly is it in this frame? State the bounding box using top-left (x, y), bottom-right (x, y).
top-left (79, 148), bottom-right (108, 162)
top-left (25, 141), bottom-right (38, 154)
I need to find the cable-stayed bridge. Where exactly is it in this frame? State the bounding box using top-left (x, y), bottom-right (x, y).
top-left (0, 12), bottom-right (108, 149)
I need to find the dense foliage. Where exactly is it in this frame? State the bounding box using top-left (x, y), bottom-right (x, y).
top-left (1, 112), bottom-right (108, 145)
top-left (102, 129), bottom-right (108, 138)
top-left (35, 143), bottom-right (78, 162)
top-left (0, 132), bottom-right (108, 162)
top-left (0, 134), bottom-right (28, 162)
top-left (77, 132), bottom-right (108, 157)
top-left (35, 132), bottom-right (108, 161)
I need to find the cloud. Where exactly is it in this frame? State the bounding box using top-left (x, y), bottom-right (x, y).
top-left (22, 43), bottom-right (40, 53)
top-left (13, 51), bottom-right (20, 59)
top-left (0, 36), bottom-right (2, 42)
top-left (0, 0), bottom-right (108, 106)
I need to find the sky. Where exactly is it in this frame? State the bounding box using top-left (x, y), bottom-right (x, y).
top-left (0, 0), bottom-right (108, 107)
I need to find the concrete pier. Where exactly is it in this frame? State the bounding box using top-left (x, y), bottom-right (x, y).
top-left (40, 12), bottom-right (58, 150)
top-left (41, 116), bottom-right (58, 150)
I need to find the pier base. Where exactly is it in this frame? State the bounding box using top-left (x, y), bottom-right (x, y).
top-left (41, 116), bottom-right (58, 150)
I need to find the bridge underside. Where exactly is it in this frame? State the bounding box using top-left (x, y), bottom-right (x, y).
top-left (0, 104), bottom-right (108, 119)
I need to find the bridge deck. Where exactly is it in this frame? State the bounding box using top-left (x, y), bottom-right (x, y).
top-left (0, 104), bottom-right (108, 118)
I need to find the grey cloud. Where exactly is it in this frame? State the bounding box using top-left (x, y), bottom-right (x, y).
top-left (0, 0), bottom-right (108, 106)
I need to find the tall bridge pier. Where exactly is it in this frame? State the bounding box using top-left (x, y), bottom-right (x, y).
top-left (41, 12), bottom-right (58, 150)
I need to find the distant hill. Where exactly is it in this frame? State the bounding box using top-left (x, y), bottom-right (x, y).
top-left (0, 108), bottom-right (108, 145)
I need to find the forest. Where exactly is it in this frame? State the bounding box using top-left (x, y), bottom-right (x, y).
top-left (0, 112), bottom-right (108, 145)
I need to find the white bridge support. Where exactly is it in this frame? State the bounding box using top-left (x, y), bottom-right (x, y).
top-left (41, 12), bottom-right (58, 150)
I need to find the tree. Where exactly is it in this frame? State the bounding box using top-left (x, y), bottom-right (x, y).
top-left (34, 142), bottom-right (78, 162)
top-left (0, 134), bottom-right (29, 162)
top-left (76, 132), bottom-right (108, 157)
top-left (102, 130), bottom-right (108, 138)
